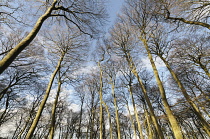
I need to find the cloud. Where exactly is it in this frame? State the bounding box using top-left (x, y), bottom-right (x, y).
top-left (142, 57), bottom-right (166, 70)
top-left (69, 103), bottom-right (80, 112)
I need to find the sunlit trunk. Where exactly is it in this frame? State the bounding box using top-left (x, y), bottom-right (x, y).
top-left (49, 72), bottom-right (62, 139)
top-left (141, 36), bottom-right (183, 139)
top-left (102, 101), bottom-right (113, 139)
top-left (110, 78), bottom-right (121, 139)
top-left (143, 105), bottom-right (153, 139)
top-left (25, 54), bottom-right (64, 139)
top-left (98, 61), bottom-right (104, 139)
top-left (125, 52), bottom-right (164, 139)
top-left (0, 0), bottom-right (58, 74)
top-left (159, 55), bottom-right (210, 136)
top-left (128, 82), bottom-right (144, 139)
top-left (17, 116), bottom-right (31, 139)
top-left (125, 99), bottom-right (137, 139)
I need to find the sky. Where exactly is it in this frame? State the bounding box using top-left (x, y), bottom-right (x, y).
top-left (107, 0), bottom-right (124, 27)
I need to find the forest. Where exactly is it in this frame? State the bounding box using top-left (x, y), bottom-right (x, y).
top-left (0, 0), bottom-right (209, 139)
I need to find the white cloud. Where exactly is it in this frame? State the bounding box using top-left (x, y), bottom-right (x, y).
top-left (69, 103), bottom-right (80, 112)
top-left (73, 64), bottom-right (98, 75)
top-left (142, 57), bottom-right (166, 70)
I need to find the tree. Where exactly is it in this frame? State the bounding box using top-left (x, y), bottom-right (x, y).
top-left (0, 0), bottom-right (107, 74)
top-left (172, 35), bottom-right (210, 78)
top-left (119, 65), bottom-right (145, 139)
top-left (103, 59), bottom-right (122, 139)
top-left (0, 30), bottom-right (45, 130)
top-left (109, 18), bottom-right (164, 138)
top-left (148, 27), bottom-right (210, 136)
top-left (123, 0), bottom-right (184, 138)
top-left (155, 0), bottom-right (210, 29)
top-left (25, 28), bottom-right (88, 138)
top-left (48, 71), bottom-right (62, 139)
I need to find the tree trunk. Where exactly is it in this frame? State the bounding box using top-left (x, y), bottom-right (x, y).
top-left (49, 73), bottom-right (62, 139)
top-left (78, 100), bottom-right (84, 139)
top-left (143, 105), bottom-right (153, 139)
top-left (98, 61), bottom-right (104, 139)
top-left (159, 55), bottom-right (210, 136)
top-left (102, 101), bottom-right (113, 139)
top-left (128, 83), bottom-right (144, 139)
top-left (25, 55), bottom-right (64, 139)
top-left (17, 116), bottom-right (31, 139)
top-left (125, 100), bottom-right (137, 139)
top-left (124, 52), bottom-right (165, 139)
top-left (0, 0), bottom-right (57, 74)
top-left (110, 79), bottom-right (121, 139)
top-left (141, 37), bottom-right (183, 139)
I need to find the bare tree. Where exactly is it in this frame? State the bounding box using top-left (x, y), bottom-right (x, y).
top-left (25, 28), bottom-right (88, 138)
top-left (159, 0), bottom-right (210, 29)
top-left (123, 0), bottom-right (184, 138)
top-left (147, 27), bottom-right (210, 136)
top-left (0, 0), bottom-right (107, 74)
top-left (109, 18), bottom-right (164, 139)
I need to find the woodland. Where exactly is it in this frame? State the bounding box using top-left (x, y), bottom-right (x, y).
top-left (0, 0), bottom-right (209, 139)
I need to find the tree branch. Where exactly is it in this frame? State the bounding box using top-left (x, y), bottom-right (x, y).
top-left (166, 16), bottom-right (210, 29)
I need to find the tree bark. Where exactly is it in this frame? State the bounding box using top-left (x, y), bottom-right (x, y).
top-left (98, 61), bottom-right (104, 139)
top-left (110, 78), bottom-right (121, 139)
top-left (0, 0), bottom-right (57, 74)
top-left (125, 99), bottom-right (137, 139)
top-left (159, 55), bottom-right (210, 136)
top-left (25, 54), bottom-right (63, 139)
top-left (128, 82), bottom-right (144, 139)
top-left (49, 73), bottom-right (62, 139)
top-left (102, 101), bottom-right (113, 139)
top-left (143, 105), bottom-right (153, 139)
top-left (141, 37), bottom-right (184, 139)
top-left (125, 52), bottom-right (165, 139)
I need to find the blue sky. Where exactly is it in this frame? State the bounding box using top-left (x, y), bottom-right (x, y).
top-left (107, 0), bottom-right (124, 27)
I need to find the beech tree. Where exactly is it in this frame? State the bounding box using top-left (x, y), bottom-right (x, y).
top-left (158, 0), bottom-right (210, 29)
top-left (0, 0), bottom-right (209, 138)
top-left (123, 0), bottom-right (184, 138)
top-left (25, 28), bottom-right (88, 138)
top-left (0, 0), bottom-right (107, 74)
top-left (109, 17), bottom-right (164, 138)
top-left (147, 26), bottom-right (210, 136)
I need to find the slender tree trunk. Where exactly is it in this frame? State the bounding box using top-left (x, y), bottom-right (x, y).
top-left (12, 115), bottom-right (24, 139)
top-left (102, 101), bottom-right (113, 139)
top-left (159, 55), bottom-right (210, 136)
top-left (125, 52), bottom-right (165, 139)
top-left (110, 79), bottom-right (121, 139)
top-left (128, 83), bottom-right (144, 139)
top-left (17, 116), bottom-right (31, 139)
top-left (141, 37), bottom-right (183, 139)
top-left (143, 105), bottom-right (153, 139)
top-left (78, 100), bottom-right (84, 139)
top-left (98, 61), bottom-right (104, 139)
top-left (102, 107), bottom-right (106, 139)
top-left (125, 96), bottom-right (137, 139)
top-left (86, 121), bottom-right (89, 139)
top-left (0, 0), bottom-right (58, 74)
top-left (0, 94), bottom-right (10, 126)
top-left (49, 72), bottom-right (62, 139)
top-left (90, 107), bottom-right (96, 139)
top-left (25, 55), bottom-right (64, 139)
